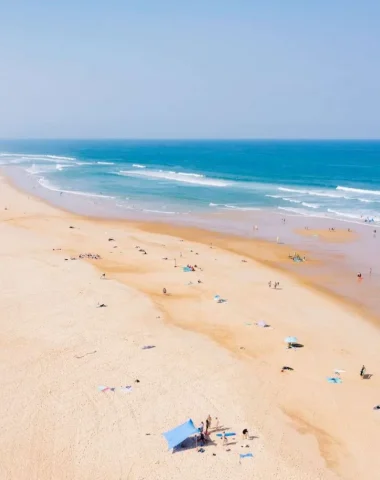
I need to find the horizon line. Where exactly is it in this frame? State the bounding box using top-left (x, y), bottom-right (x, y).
top-left (1, 138), bottom-right (380, 142)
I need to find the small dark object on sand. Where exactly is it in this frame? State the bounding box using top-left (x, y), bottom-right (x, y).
top-left (281, 366), bottom-right (294, 372)
top-left (69, 226), bottom-right (75, 229)
top-left (135, 379), bottom-right (140, 383)
top-left (97, 303), bottom-right (107, 308)
top-left (108, 238), bottom-right (115, 241)
top-left (74, 350), bottom-right (97, 359)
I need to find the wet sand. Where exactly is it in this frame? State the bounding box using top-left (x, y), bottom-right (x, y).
top-left (3, 164), bottom-right (380, 320)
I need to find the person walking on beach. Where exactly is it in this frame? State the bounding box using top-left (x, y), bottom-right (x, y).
top-left (268, 281), bottom-right (272, 288)
top-left (242, 428), bottom-right (249, 440)
top-left (360, 365), bottom-right (366, 378)
top-left (163, 287), bottom-right (167, 295)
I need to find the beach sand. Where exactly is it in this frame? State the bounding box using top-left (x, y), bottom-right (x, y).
top-left (1, 175), bottom-right (380, 480)
top-left (295, 228), bottom-right (358, 243)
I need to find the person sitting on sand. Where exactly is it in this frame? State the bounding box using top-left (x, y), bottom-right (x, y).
top-left (100, 273), bottom-right (106, 279)
top-left (163, 288), bottom-right (167, 295)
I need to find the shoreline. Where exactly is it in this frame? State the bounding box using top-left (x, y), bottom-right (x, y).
top-left (2, 167), bottom-right (379, 322)
top-left (2, 172), bottom-right (380, 479)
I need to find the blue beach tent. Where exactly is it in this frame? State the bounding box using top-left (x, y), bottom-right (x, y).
top-left (163, 419), bottom-right (199, 450)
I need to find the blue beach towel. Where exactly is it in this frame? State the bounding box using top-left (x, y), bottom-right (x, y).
top-left (216, 432), bottom-right (236, 437)
top-left (327, 377), bottom-right (342, 384)
top-left (183, 267), bottom-right (192, 272)
top-left (240, 453), bottom-right (253, 459)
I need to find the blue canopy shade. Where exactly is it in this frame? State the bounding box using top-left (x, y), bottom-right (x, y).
top-left (163, 419), bottom-right (199, 450)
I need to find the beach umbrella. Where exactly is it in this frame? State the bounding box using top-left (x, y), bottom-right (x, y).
top-left (284, 336), bottom-right (298, 344)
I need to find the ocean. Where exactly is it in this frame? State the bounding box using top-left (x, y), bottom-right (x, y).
top-left (1, 139), bottom-right (380, 225)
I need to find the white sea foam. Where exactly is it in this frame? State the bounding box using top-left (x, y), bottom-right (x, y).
top-left (0, 153), bottom-right (76, 162)
top-left (327, 209), bottom-right (379, 221)
top-left (278, 186), bottom-right (350, 199)
top-left (223, 205), bottom-right (261, 211)
top-left (26, 164), bottom-right (56, 175)
top-left (38, 177), bottom-right (115, 199)
top-left (117, 169), bottom-right (229, 187)
top-left (336, 186), bottom-right (380, 196)
top-left (209, 202), bottom-right (260, 210)
top-left (142, 209), bottom-right (176, 214)
top-left (265, 194), bottom-right (282, 199)
top-left (132, 164), bottom-right (146, 168)
top-left (97, 161), bottom-right (115, 165)
top-left (301, 202), bottom-right (320, 209)
top-left (282, 198), bottom-right (301, 204)
top-left (56, 164), bottom-right (74, 171)
top-left (278, 187), bottom-right (308, 194)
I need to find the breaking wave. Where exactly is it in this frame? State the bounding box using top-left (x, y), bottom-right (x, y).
top-left (117, 169), bottom-right (229, 187)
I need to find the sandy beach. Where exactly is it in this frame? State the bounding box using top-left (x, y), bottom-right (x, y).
top-left (1, 175), bottom-right (380, 480)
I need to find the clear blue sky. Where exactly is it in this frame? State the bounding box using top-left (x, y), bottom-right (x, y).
top-left (0, 1), bottom-right (379, 139)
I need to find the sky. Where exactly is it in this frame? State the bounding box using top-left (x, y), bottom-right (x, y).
top-left (0, 1), bottom-right (379, 139)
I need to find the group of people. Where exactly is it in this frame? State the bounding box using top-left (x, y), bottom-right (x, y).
top-left (78, 253), bottom-right (101, 260)
top-left (197, 416), bottom-right (249, 448)
top-left (198, 415), bottom-right (217, 445)
top-left (268, 281), bottom-right (280, 289)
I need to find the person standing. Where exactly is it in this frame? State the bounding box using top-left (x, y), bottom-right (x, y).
top-left (205, 415), bottom-right (212, 433)
top-left (360, 365), bottom-right (366, 378)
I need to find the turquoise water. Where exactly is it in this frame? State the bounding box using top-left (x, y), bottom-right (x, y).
top-left (1, 140), bottom-right (380, 224)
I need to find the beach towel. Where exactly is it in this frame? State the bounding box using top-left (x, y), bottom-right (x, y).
top-left (183, 267), bottom-right (192, 272)
top-left (214, 295), bottom-right (227, 303)
top-left (98, 385), bottom-right (116, 392)
top-left (256, 320), bottom-right (269, 328)
top-left (327, 377), bottom-right (342, 384)
top-left (239, 453), bottom-right (253, 459)
top-left (120, 386), bottom-right (132, 393)
top-left (216, 432), bottom-right (236, 437)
